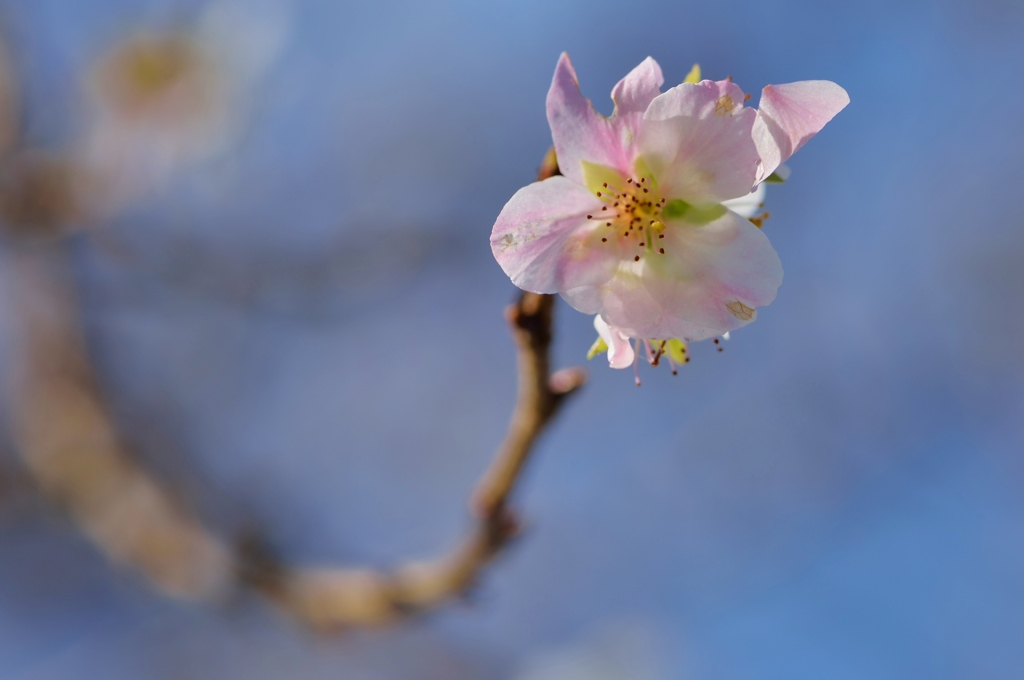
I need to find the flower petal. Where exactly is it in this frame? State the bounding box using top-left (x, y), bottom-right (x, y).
top-left (562, 263), bottom-right (668, 339)
top-left (640, 79), bottom-right (760, 205)
top-left (491, 176), bottom-right (620, 293)
top-left (610, 56), bottom-right (664, 115)
top-left (753, 80), bottom-right (849, 183)
top-left (546, 53), bottom-right (626, 185)
top-left (642, 208), bottom-right (783, 340)
top-left (594, 315), bottom-right (635, 369)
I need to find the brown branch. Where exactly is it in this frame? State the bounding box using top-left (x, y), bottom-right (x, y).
top-left (248, 291), bottom-right (584, 628)
top-left (2, 149), bottom-right (584, 628)
top-left (3, 245), bottom-right (235, 598)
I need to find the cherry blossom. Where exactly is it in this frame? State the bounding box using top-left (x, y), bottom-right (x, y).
top-left (491, 54), bottom-right (847, 371)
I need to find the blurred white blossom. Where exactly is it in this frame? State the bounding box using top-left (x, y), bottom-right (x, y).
top-left (76, 0), bottom-right (289, 215)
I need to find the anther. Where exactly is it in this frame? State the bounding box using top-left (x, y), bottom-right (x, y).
top-left (639, 242), bottom-right (645, 246)
top-left (601, 237), bottom-right (607, 242)
top-left (659, 248), bottom-right (665, 254)
top-left (596, 192), bottom-right (602, 197)
top-left (602, 182), bottom-right (608, 188)
top-left (634, 255), bottom-right (640, 261)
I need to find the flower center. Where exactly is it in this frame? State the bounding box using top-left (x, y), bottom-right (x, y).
top-left (585, 176), bottom-right (668, 263)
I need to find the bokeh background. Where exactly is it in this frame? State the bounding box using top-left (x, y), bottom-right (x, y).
top-left (1, 0), bottom-right (1023, 678)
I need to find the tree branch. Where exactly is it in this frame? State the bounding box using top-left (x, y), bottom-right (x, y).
top-left (247, 291), bottom-right (584, 628)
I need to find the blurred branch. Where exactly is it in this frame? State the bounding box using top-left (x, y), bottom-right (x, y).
top-left (247, 292), bottom-right (584, 628)
top-left (3, 245), bottom-right (235, 597)
top-left (2, 150), bottom-right (584, 627)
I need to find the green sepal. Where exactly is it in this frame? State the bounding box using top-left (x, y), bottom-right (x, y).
top-left (661, 198), bottom-right (691, 221)
top-left (587, 336), bottom-right (608, 360)
top-left (580, 160), bottom-right (624, 196)
top-left (683, 64), bottom-right (701, 84)
top-left (661, 199), bottom-right (726, 225)
top-left (763, 171), bottom-right (787, 184)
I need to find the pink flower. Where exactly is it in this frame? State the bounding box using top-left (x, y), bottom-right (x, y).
top-left (491, 54), bottom-right (847, 369)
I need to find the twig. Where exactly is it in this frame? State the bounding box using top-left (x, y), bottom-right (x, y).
top-left (247, 291), bottom-right (584, 628)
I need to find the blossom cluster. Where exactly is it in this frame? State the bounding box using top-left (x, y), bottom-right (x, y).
top-left (491, 54), bottom-right (847, 378)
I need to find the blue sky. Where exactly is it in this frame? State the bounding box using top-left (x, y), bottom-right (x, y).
top-left (2, 0), bottom-right (1024, 678)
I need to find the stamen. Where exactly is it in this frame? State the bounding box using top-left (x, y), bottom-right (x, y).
top-left (633, 340), bottom-right (642, 386)
top-left (650, 340), bottom-right (665, 367)
top-left (664, 342), bottom-right (679, 376)
top-left (642, 339), bottom-right (653, 361)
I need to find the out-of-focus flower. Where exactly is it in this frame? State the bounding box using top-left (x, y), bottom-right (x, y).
top-left (79, 30), bottom-right (227, 211)
top-left (491, 54), bottom-right (847, 372)
top-left (76, 0), bottom-right (288, 215)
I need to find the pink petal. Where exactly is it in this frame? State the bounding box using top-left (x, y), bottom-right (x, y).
top-left (610, 56), bottom-right (664, 115)
top-left (547, 54), bottom-right (663, 186)
top-left (594, 315), bottom-right (635, 369)
top-left (640, 79), bottom-right (760, 205)
top-left (643, 208), bottom-right (783, 340)
top-left (491, 176), bottom-right (620, 294)
top-left (547, 53), bottom-right (626, 185)
top-left (563, 267), bottom-right (667, 339)
top-left (753, 80), bottom-right (849, 183)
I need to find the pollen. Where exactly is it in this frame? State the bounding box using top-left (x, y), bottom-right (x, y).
top-left (591, 174), bottom-right (669, 260)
